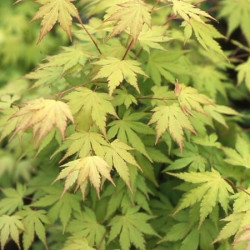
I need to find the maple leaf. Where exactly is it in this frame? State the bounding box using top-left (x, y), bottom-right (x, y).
top-left (54, 156), bottom-right (115, 198)
top-left (174, 83), bottom-right (213, 115)
top-left (40, 45), bottom-right (92, 75)
top-left (236, 57), bottom-right (250, 91)
top-left (108, 110), bottom-right (154, 159)
top-left (138, 25), bottom-right (171, 53)
top-left (93, 57), bottom-right (147, 95)
top-left (104, 0), bottom-right (151, 43)
top-left (165, 143), bottom-right (207, 172)
top-left (204, 104), bottom-right (239, 128)
top-left (25, 67), bottom-right (66, 88)
top-left (104, 139), bottom-right (141, 190)
top-left (149, 103), bottom-right (196, 151)
top-left (62, 237), bottom-right (95, 250)
top-left (31, 0), bottom-right (81, 43)
top-left (169, 170), bottom-right (234, 226)
top-left (112, 88), bottom-right (138, 109)
top-left (67, 207), bottom-right (106, 247)
top-left (64, 87), bottom-right (117, 135)
top-left (223, 136), bottom-right (250, 169)
top-left (53, 131), bottom-right (109, 162)
top-left (233, 225), bottom-right (250, 248)
top-left (17, 209), bottom-right (50, 250)
top-left (171, 0), bottom-right (216, 24)
top-left (0, 215), bottom-right (24, 250)
top-left (10, 98), bottom-right (74, 144)
top-left (32, 186), bottom-right (81, 231)
top-left (184, 20), bottom-right (224, 55)
top-left (146, 50), bottom-right (189, 85)
top-left (219, 0), bottom-right (250, 45)
top-left (214, 188), bottom-right (250, 244)
top-left (108, 206), bottom-right (157, 250)
top-left (0, 184), bottom-right (26, 215)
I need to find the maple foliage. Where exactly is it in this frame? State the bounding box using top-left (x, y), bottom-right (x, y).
top-left (1, 0), bottom-right (250, 249)
top-left (31, 0), bottom-right (81, 43)
top-left (10, 98), bottom-right (74, 144)
top-left (104, 0), bottom-right (151, 43)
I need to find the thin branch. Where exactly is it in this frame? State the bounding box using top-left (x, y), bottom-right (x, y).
top-left (151, 0), bottom-right (161, 12)
top-left (77, 18), bottom-right (102, 55)
top-left (122, 39), bottom-right (134, 60)
top-left (224, 177), bottom-right (250, 196)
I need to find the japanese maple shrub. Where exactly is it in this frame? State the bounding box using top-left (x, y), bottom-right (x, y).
top-left (0, 0), bottom-right (250, 249)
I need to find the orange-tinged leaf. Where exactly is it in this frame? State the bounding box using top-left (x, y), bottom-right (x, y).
top-left (174, 83), bottom-right (213, 115)
top-left (11, 98), bottom-right (74, 144)
top-left (105, 0), bottom-right (151, 44)
top-left (31, 0), bottom-right (81, 43)
top-left (54, 156), bottom-right (115, 198)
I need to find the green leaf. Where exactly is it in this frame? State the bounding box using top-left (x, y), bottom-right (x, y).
top-left (64, 87), bottom-right (117, 135)
top-left (67, 207), bottom-right (106, 248)
top-left (17, 208), bottom-right (49, 250)
top-left (104, 139), bottom-right (141, 190)
top-left (236, 57), bottom-right (250, 91)
top-left (149, 103), bottom-right (196, 151)
top-left (112, 88), bottom-right (138, 109)
top-left (220, 0), bottom-right (250, 45)
top-left (0, 184), bottom-right (26, 215)
top-left (108, 110), bottom-right (153, 159)
top-left (108, 206), bottom-right (157, 250)
top-left (62, 237), bottom-right (95, 250)
top-left (53, 131), bottom-right (109, 161)
top-left (170, 170), bottom-right (234, 226)
top-left (32, 187), bottom-right (81, 232)
top-left (223, 136), bottom-right (250, 169)
top-left (0, 215), bottom-right (24, 250)
top-left (94, 57), bottom-right (147, 95)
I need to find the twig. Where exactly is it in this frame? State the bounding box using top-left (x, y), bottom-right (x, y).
top-left (77, 18), bottom-right (102, 55)
top-left (122, 39), bottom-right (134, 60)
top-left (224, 177), bottom-right (250, 196)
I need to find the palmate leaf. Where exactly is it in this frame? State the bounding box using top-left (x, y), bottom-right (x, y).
top-left (223, 136), bottom-right (250, 169)
top-left (10, 98), bottom-right (74, 144)
top-left (93, 57), bottom-right (147, 95)
top-left (64, 87), bottom-right (117, 135)
top-left (104, 139), bottom-right (141, 190)
top-left (31, 0), bottom-right (81, 43)
top-left (138, 25), bottom-right (171, 53)
top-left (25, 67), bottom-right (66, 88)
top-left (146, 50), bottom-right (189, 85)
top-left (236, 57), bottom-right (250, 91)
top-left (53, 131), bottom-right (109, 162)
top-left (174, 83), bottom-right (213, 115)
top-left (104, 0), bottom-right (151, 43)
top-left (0, 184), bottom-right (26, 215)
top-left (170, 0), bottom-right (216, 24)
top-left (39, 45), bottom-right (92, 75)
top-left (54, 156), bottom-right (115, 198)
top-left (67, 207), bottom-right (106, 248)
top-left (204, 104), bottom-right (239, 128)
top-left (17, 208), bottom-right (50, 250)
top-left (108, 111), bottom-right (154, 159)
top-left (62, 237), bottom-right (95, 250)
top-left (108, 206), bottom-right (157, 250)
top-left (149, 103), bottom-right (196, 151)
top-left (214, 188), bottom-right (250, 244)
top-left (32, 186), bottom-right (81, 232)
top-left (0, 215), bottom-right (24, 250)
top-left (219, 0), bottom-right (250, 45)
top-left (112, 88), bottom-right (138, 109)
top-left (170, 170), bottom-right (234, 226)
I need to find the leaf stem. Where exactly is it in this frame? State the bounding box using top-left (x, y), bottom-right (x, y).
top-left (224, 177), bottom-right (250, 196)
top-left (77, 18), bottom-right (102, 55)
top-left (122, 39), bottom-right (134, 60)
